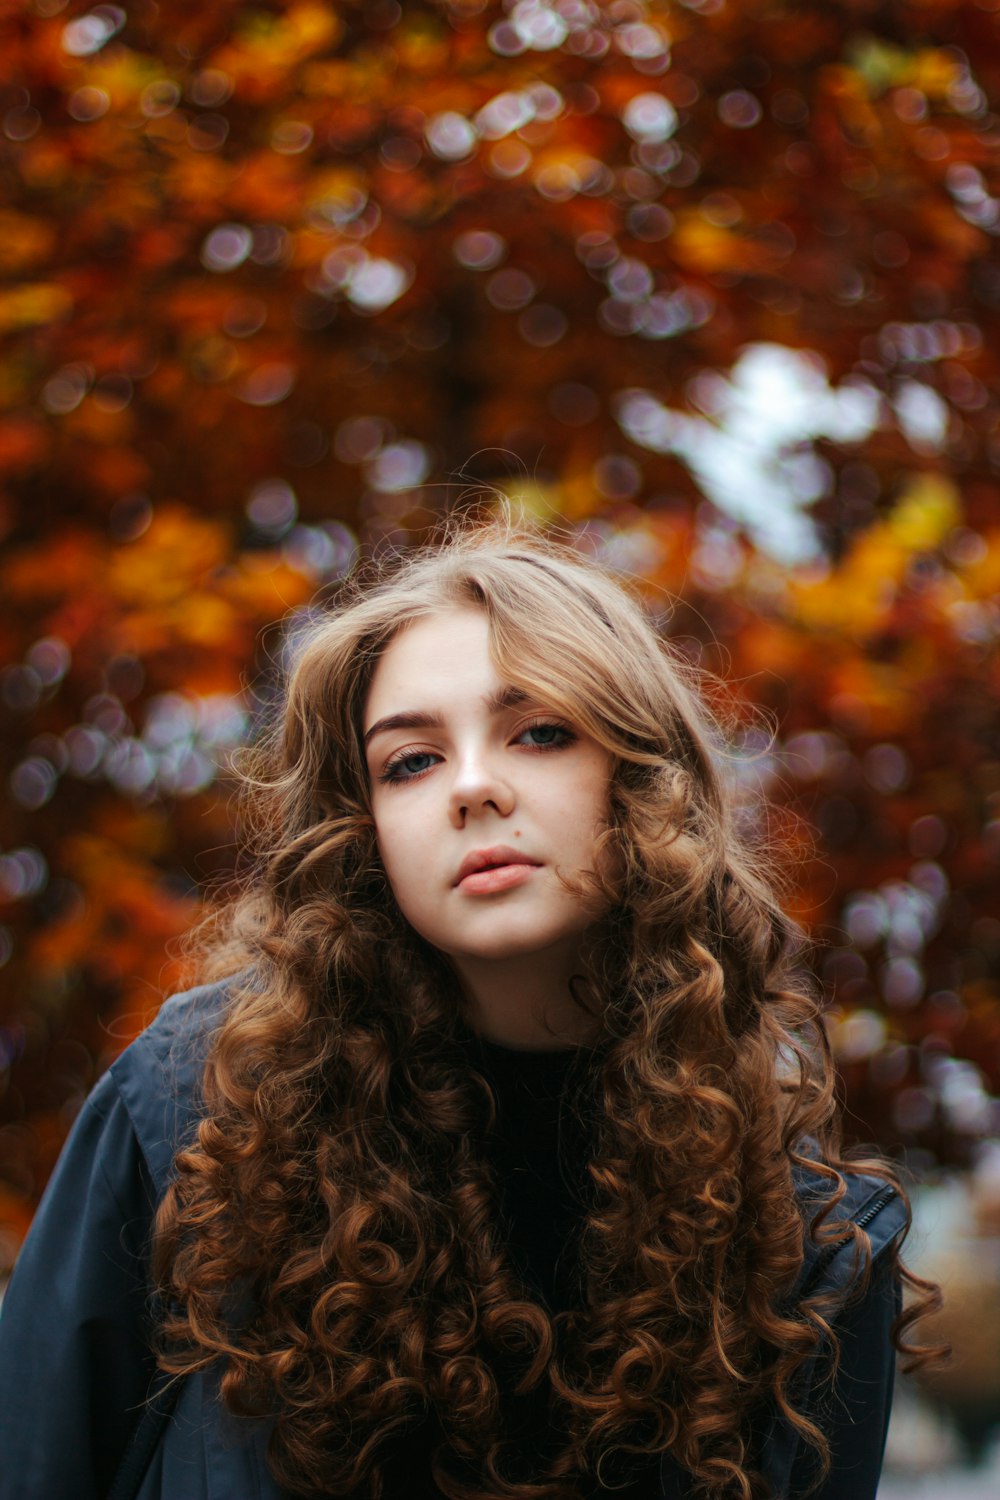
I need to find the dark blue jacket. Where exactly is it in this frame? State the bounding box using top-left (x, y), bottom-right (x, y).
top-left (0, 980), bottom-right (907, 1500)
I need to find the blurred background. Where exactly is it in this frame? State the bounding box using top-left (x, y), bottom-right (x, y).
top-left (1, 1), bottom-right (999, 1491)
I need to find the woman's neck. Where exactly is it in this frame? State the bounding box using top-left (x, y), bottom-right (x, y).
top-left (453, 949), bottom-right (601, 1051)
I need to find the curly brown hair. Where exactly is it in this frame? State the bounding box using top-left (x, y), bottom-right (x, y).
top-left (153, 517), bottom-right (941, 1499)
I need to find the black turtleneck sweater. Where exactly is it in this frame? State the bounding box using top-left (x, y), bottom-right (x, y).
top-left (382, 1029), bottom-right (900, 1500)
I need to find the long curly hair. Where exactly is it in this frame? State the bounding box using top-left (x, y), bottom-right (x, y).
top-left (153, 517), bottom-right (941, 1499)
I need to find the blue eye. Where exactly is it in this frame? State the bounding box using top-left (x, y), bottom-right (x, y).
top-left (380, 751), bottom-right (438, 784)
top-left (519, 721), bottom-right (574, 750)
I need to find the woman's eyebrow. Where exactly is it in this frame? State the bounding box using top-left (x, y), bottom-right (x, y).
top-left (363, 687), bottom-right (529, 748)
top-left (487, 684), bottom-right (529, 715)
top-left (364, 710), bottom-right (441, 746)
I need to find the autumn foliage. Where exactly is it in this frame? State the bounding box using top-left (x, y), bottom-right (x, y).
top-left (2, 0), bottom-right (1000, 1260)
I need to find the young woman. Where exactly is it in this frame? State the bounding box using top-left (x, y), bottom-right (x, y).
top-left (0, 519), bottom-right (939, 1500)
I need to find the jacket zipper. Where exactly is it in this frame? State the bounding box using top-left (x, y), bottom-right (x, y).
top-left (799, 1183), bottom-right (898, 1300)
top-left (854, 1183), bottom-right (898, 1231)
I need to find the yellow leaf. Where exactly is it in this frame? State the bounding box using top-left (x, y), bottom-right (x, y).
top-left (0, 212), bottom-right (55, 274)
top-left (789, 475), bottom-right (960, 638)
top-left (956, 528), bottom-right (1000, 598)
top-left (212, 3), bottom-right (343, 90)
top-left (223, 557), bottom-right (314, 616)
top-left (671, 212), bottom-right (773, 275)
top-left (303, 166), bottom-right (370, 220)
top-left (0, 283), bottom-right (73, 331)
top-left (107, 505), bottom-right (232, 605)
top-left (887, 474), bottom-right (960, 551)
top-left (168, 592), bottom-right (238, 648)
top-left (905, 48), bottom-right (963, 100)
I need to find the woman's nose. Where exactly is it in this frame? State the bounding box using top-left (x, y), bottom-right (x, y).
top-left (448, 749), bottom-right (515, 826)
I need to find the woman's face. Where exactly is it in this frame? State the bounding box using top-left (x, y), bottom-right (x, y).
top-left (363, 607), bottom-right (615, 977)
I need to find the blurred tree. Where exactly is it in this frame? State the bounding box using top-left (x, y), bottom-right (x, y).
top-left (2, 0), bottom-right (1000, 1259)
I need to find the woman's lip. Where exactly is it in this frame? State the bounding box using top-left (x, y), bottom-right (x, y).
top-left (457, 863), bottom-right (539, 895)
top-left (455, 846), bottom-right (540, 884)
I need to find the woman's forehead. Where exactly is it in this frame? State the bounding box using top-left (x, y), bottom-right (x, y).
top-left (361, 606), bottom-right (588, 735)
top-left (364, 609), bottom-right (497, 718)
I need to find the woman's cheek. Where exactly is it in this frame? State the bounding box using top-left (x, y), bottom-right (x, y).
top-left (376, 821), bottom-right (429, 922)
